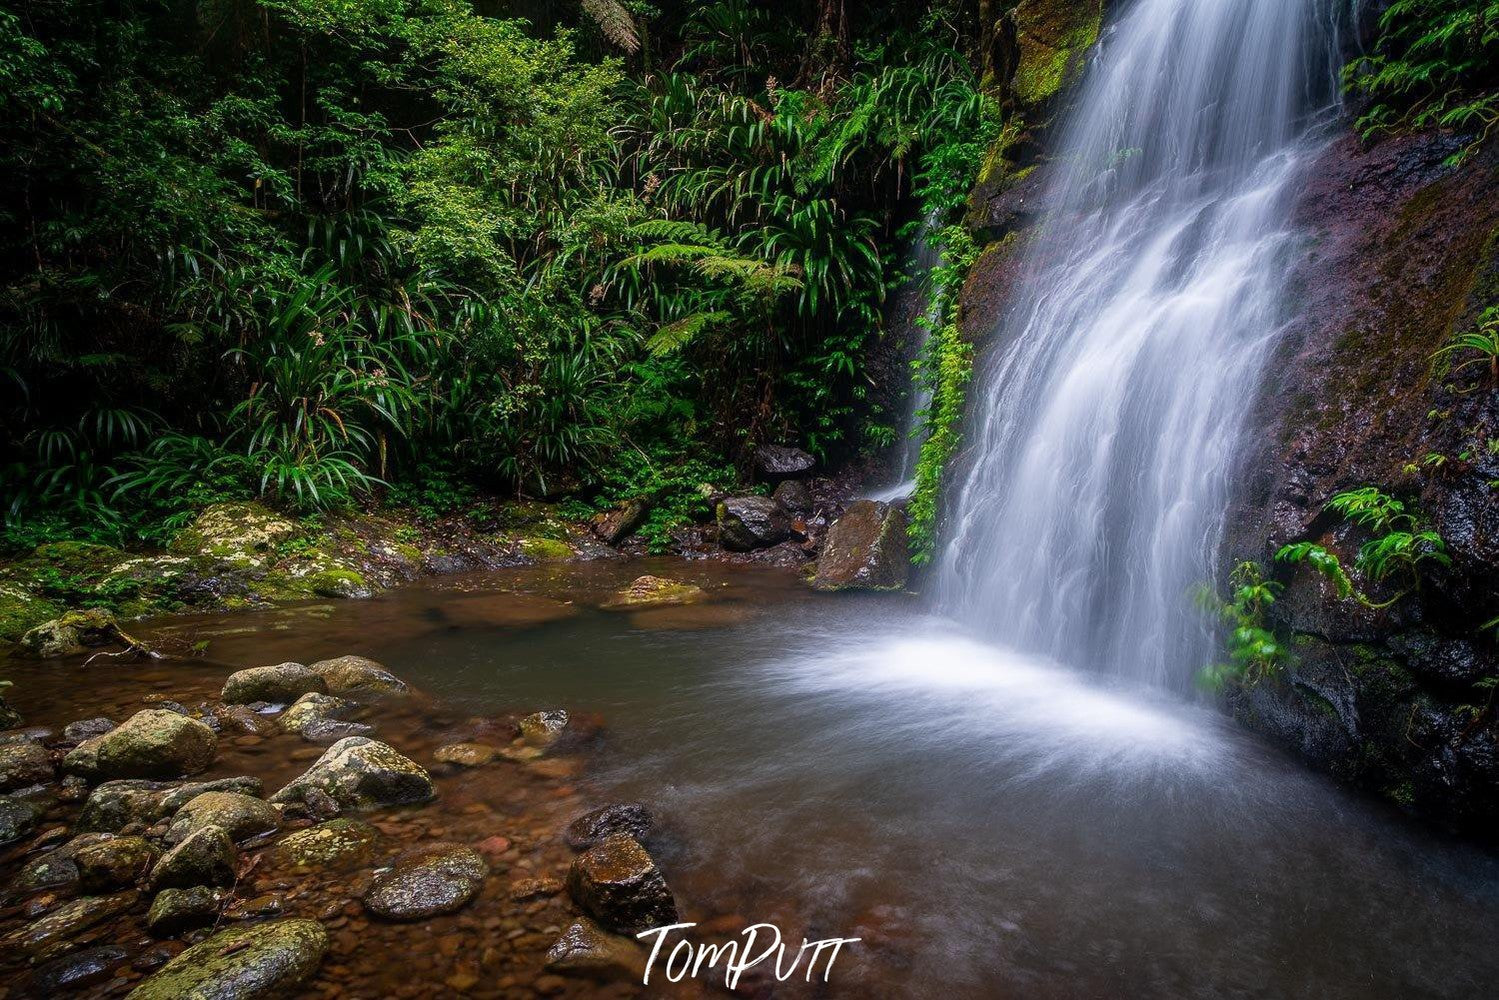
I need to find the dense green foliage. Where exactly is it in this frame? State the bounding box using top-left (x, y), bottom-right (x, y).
top-left (1345, 0), bottom-right (1498, 163)
top-left (0, 0), bottom-right (990, 548)
top-left (1196, 561), bottom-right (1287, 693)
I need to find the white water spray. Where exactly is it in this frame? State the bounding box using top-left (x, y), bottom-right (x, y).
top-left (938, 0), bottom-right (1344, 687)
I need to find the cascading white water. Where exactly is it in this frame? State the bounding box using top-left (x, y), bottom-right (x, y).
top-left (938, 0), bottom-right (1345, 688)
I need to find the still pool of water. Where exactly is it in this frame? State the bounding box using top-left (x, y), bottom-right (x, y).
top-left (22, 560), bottom-right (1499, 998)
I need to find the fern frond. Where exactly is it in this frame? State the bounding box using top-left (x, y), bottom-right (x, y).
top-left (581, 0), bottom-right (640, 54)
top-left (645, 311), bottom-right (731, 356)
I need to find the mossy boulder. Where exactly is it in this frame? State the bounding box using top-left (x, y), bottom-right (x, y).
top-left (30, 541), bottom-right (126, 576)
top-left (600, 575), bottom-right (705, 611)
top-left (0, 583), bottom-right (63, 643)
top-left (75, 835), bottom-right (157, 891)
top-left (307, 567), bottom-right (371, 598)
top-left (64, 709), bottom-right (217, 781)
top-left (20, 608), bottom-right (124, 657)
top-left (519, 537), bottom-right (575, 562)
top-left (165, 791), bottom-right (279, 845)
top-left (0, 794), bottom-right (40, 844)
top-left (221, 662), bottom-right (327, 704)
top-left (148, 825), bottom-right (237, 890)
top-left (308, 655), bottom-right (409, 698)
top-left (279, 691), bottom-right (364, 741)
top-left (146, 885), bottom-right (223, 937)
top-left (170, 502), bottom-right (300, 568)
top-left (77, 776), bottom-right (262, 832)
top-left (270, 736), bottom-right (433, 810)
top-left (125, 919), bottom-right (328, 1000)
top-left (0, 738), bottom-right (54, 791)
top-left (716, 496), bottom-right (790, 551)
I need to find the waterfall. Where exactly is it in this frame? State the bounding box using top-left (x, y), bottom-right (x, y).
top-left (937, 0), bottom-right (1345, 688)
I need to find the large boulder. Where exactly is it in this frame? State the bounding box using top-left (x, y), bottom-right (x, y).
top-left (566, 833), bottom-right (678, 935)
top-left (716, 496), bottom-right (790, 551)
top-left (125, 919), bottom-right (327, 1000)
top-left (169, 501), bottom-right (300, 568)
top-left (63, 709), bottom-right (217, 781)
top-left (0, 738), bottom-right (54, 791)
top-left (19, 608), bottom-right (124, 657)
top-left (753, 444), bottom-right (815, 482)
top-left (811, 500), bottom-right (910, 592)
top-left (600, 576), bottom-right (705, 611)
top-left (270, 737), bottom-right (433, 810)
top-left (307, 655), bottom-right (409, 698)
top-left (220, 663), bottom-right (326, 705)
top-left (149, 825), bottom-right (237, 890)
top-left (363, 842), bottom-right (488, 921)
top-left (591, 499), bottom-right (649, 545)
top-left (166, 791), bottom-right (279, 845)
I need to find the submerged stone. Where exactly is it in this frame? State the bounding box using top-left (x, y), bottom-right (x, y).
top-left (364, 842), bottom-right (488, 921)
top-left (269, 818), bottom-right (379, 872)
top-left (600, 575), bottom-right (705, 611)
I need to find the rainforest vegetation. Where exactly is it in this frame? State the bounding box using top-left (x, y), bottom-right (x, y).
top-left (0, 0), bottom-right (1492, 561)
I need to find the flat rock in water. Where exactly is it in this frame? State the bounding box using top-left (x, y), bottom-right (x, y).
top-left (308, 655), bottom-right (409, 698)
top-left (811, 499), bottom-right (910, 592)
top-left (30, 944), bottom-right (129, 993)
top-left (545, 917), bottom-right (647, 980)
top-left (434, 742), bottom-right (500, 767)
top-left (269, 818), bottom-right (379, 872)
top-left (270, 736), bottom-right (433, 810)
top-left (0, 739), bottom-right (54, 791)
top-left (600, 575), bottom-right (705, 610)
top-left (125, 918), bottom-right (328, 1000)
top-left (565, 802), bottom-right (655, 850)
top-left (364, 842), bottom-right (488, 921)
top-left (567, 833), bottom-right (678, 935)
top-left (63, 709), bottom-right (217, 781)
top-left (166, 791), bottom-right (279, 845)
top-left (2, 890), bottom-right (138, 960)
top-left (220, 662), bottom-right (326, 705)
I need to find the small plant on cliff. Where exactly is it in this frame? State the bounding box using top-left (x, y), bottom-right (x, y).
top-left (1433, 306), bottom-right (1499, 386)
top-left (1276, 487), bottom-right (1450, 609)
top-left (1195, 561), bottom-right (1287, 693)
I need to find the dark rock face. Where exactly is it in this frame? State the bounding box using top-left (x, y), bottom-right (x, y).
top-left (566, 833), bottom-right (677, 935)
top-left (772, 479), bottom-right (813, 515)
top-left (544, 917), bottom-right (646, 980)
top-left (0, 794), bottom-right (39, 844)
top-left (753, 445), bottom-right (815, 482)
top-left (363, 843), bottom-right (488, 921)
top-left (812, 500), bottom-right (910, 592)
top-left (31, 945), bottom-right (129, 992)
top-left (564, 803), bottom-right (654, 851)
top-left (716, 496), bottom-right (791, 551)
top-left (1224, 133), bottom-right (1499, 834)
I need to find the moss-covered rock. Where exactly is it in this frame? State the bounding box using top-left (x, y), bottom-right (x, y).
top-left (20, 607), bottom-right (124, 657)
top-left (812, 500), bottom-right (910, 592)
top-left (518, 537), bottom-right (575, 562)
top-left (165, 791), bottom-right (279, 845)
top-left (30, 541), bottom-right (126, 576)
top-left (170, 502), bottom-right (301, 568)
top-left (269, 818), bottom-right (379, 871)
top-left (363, 842), bottom-right (488, 921)
top-left (63, 709), bottom-right (217, 781)
top-left (269, 736), bottom-right (433, 810)
top-left (74, 835), bottom-right (157, 891)
top-left (600, 575), bottom-right (705, 610)
top-left (308, 655), bottom-right (408, 698)
top-left (1008, 0), bottom-right (1104, 109)
top-left (148, 825), bottom-right (236, 890)
top-left (125, 918), bottom-right (327, 999)
top-left (306, 567), bottom-right (370, 598)
top-left (146, 885), bottom-right (223, 937)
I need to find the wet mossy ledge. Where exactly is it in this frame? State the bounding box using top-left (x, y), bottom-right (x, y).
top-left (0, 500), bottom-right (600, 649)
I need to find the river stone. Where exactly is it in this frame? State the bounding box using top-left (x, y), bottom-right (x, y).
top-left (308, 655), bottom-right (409, 698)
top-left (149, 825), bottom-right (236, 890)
top-left (146, 885), bottom-right (223, 936)
top-left (63, 709), bottom-right (217, 781)
top-left (166, 791), bottom-right (279, 845)
top-left (76, 835), bottom-right (157, 891)
top-left (600, 575), bottom-right (705, 610)
top-left (716, 496), bottom-right (790, 551)
top-left (566, 833), bottom-right (678, 935)
top-left (279, 691), bottom-right (372, 743)
top-left (78, 776), bottom-right (264, 833)
top-left (0, 738), bottom-right (54, 791)
top-left (0, 694), bottom-right (20, 729)
top-left (591, 498), bottom-right (649, 545)
top-left (20, 608), bottom-right (124, 657)
top-left (434, 743), bottom-right (500, 767)
top-left (753, 444), bottom-right (815, 482)
top-left (221, 662), bottom-right (326, 705)
top-left (270, 736), bottom-right (433, 810)
top-left (31, 944), bottom-right (129, 992)
top-left (269, 818), bottom-right (378, 871)
top-left (811, 499), bottom-right (909, 592)
top-left (125, 918), bottom-right (328, 1000)
top-left (545, 917), bottom-right (647, 980)
top-left (9, 833), bottom-right (113, 896)
top-left (208, 703), bottom-right (278, 736)
top-left (564, 802), bottom-right (655, 851)
top-left (2, 890), bottom-right (138, 960)
top-left (62, 717), bottom-right (117, 743)
top-left (364, 842), bottom-right (488, 921)
top-left (0, 794), bottom-right (39, 844)
top-left (772, 479), bottom-right (813, 515)
top-left (518, 710), bottom-right (569, 748)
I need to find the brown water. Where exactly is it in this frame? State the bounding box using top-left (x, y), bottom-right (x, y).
top-left (4, 560), bottom-right (1499, 998)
